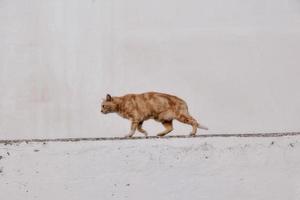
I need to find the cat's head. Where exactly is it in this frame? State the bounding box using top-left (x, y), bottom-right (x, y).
top-left (100, 94), bottom-right (119, 114)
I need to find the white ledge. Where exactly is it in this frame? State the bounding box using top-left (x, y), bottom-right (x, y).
top-left (0, 132), bottom-right (299, 144)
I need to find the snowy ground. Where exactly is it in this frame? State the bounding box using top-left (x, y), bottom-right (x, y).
top-left (1, 135), bottom-right (300, 200)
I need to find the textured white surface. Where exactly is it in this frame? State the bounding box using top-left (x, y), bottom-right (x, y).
top-left (1, 0), bottom-right (300, 139)
top-left (1, 136), bottom-right (300, 200)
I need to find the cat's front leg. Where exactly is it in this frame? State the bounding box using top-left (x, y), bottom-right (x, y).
top-left (124, 121), bottom-right (138, 138)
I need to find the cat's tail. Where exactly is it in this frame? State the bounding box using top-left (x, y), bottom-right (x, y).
top-left (198, 124), bottom-right (209, 130)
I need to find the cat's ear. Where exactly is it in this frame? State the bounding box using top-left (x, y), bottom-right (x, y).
top-left (106, 94), bottom-right (112, 101)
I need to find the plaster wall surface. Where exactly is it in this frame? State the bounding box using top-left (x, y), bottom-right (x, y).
top-left (1, 0), bottom-right (300, 139)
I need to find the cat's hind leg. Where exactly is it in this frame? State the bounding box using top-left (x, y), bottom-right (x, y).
top-left (176, 114), bottom-right (199, 136)
top-left (157, 120), bottom-right (173, 137)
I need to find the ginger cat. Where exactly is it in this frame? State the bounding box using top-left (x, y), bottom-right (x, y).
top-left (100, 92), bottom-right (208, 137)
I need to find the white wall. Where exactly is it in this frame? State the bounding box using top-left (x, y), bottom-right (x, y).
top-left (1, 136), bottom-right (300, 200)
top-left (1, 0), bottom-right (300, 139)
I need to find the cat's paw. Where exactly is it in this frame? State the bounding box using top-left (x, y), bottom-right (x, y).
top-left (124, 134), bottom-right (133, 138)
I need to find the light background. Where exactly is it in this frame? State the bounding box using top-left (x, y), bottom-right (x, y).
top-left (1, 0), bottom-right (300, 139)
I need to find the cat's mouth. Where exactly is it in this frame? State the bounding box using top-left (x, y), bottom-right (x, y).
top-left (101, 109), bottom-right (111, 114)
